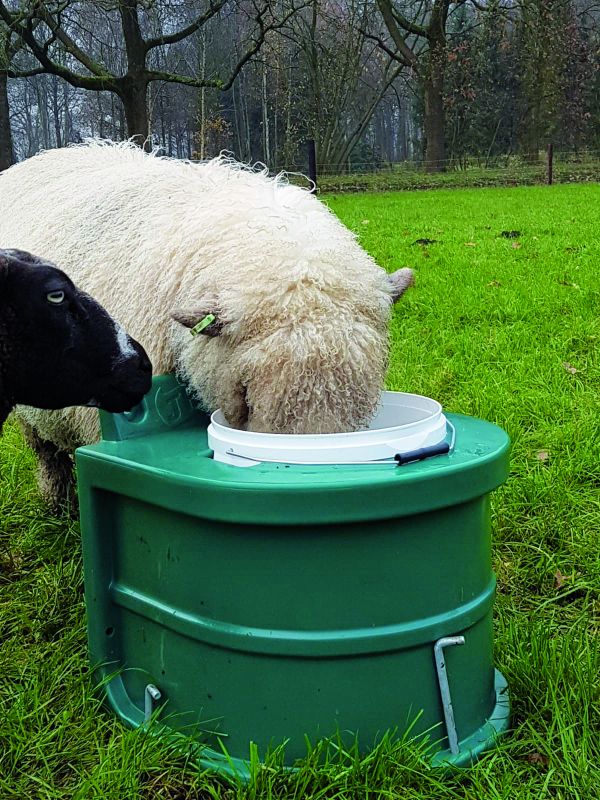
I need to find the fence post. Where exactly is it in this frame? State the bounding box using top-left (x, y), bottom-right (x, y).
top-left (547, 142), bottom-right (554, 185)
top-left (307, 139), bottom-right (317, 193)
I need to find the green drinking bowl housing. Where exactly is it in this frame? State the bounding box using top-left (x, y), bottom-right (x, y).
top-left (75, 375), bottom-right (511, 778)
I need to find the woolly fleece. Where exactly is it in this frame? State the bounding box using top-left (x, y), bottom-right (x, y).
top-left (0, 141), bottom-right (408, 450)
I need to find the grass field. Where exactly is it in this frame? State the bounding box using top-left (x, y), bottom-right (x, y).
top-left (1, 183), bottom-right (599, 799)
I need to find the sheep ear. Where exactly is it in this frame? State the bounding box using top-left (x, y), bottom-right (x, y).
top-left (388, 268), bottom-right (414, 303)
top-left (171, 308), bottom-right (223, 337)
top-left (0, 249), bottom-right (47, 278)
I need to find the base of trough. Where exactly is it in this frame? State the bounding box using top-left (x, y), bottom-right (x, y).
top-left (77, 376), bottom-right (513, 784)
top-left (430, 669), bottom-right (510, 768)
top-left (121, 668), bottom-right (509, 783)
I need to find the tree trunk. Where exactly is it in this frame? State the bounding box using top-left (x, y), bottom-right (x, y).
top-left (120, 79), bottom-right (150, 149)
top-left (0, 72), bottom-right (13, 171)
top-left (97, 93), bottom-right (104, 138)
top-left (232, 80), bottom-right (242, 159)
top-left (52, 75), bottom-right (62, 148)
top-left (63, 81), bottom-right (71, 144)
top-left (110, 93), bottom-right (116, 139)
top-left (423, 40), bottom-right (446, 172)
top-left (261, 61), bottom-right (270, 166)
top-left (423, 21), bottom-right (446, 172)
top-left (119, 1), bottom-right (150, 150)
top-left (199, 84), bottom-right (206, 159)
top-left (118, 102), bottom-right (126, 140)
top-left (520, 95), bottom-right (541, 162)
top-left (36, 78), bottom-right (51, 149)
top-left (198, 29), bottom-right (206, 160)
top-left (285, 58), bottom-right (293, 162)
top-left (158, 92), bottom-right (166, 151)
top-left (308, 1), bottom-right (321, 161)
top-left (24, 83), bottom-right (36, 156)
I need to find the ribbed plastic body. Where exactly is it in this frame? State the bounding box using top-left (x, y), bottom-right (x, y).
top-left (76, 376), bottom-right (510, 776)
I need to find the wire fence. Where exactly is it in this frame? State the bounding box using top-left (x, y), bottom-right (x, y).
top-left (278, 145), bottom-right (600, 193)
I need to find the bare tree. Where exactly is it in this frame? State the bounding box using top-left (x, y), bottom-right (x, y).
top-left (0, 5), bottom-right (42, 169)
top-left (0, 30), bottom-right (14, 168)
top-left (373, 0), bottom-right (458, 171)
top-left (0, 0), bottom-right (303, 148)
top-left (287, 0), bottom-right (404, 172)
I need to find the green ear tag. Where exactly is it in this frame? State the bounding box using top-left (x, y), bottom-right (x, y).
top-left (190, 313), bottom-right (216, 336)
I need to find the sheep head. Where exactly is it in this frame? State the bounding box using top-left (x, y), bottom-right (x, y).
top-left (0, 249), bottom-right (152, 419)
top-left (170, 267), bottom-right (414, 434)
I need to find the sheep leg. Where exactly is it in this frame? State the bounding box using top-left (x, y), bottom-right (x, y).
top-left (20, 422), bottom-right (78, 516)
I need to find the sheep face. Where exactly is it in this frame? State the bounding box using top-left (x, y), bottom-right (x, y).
top-left (172, 268), bottom-right (414, 434)
top-left (0, 250), bottom-right (152, 415)
top-left (237, 322), bottom-right (389, 434)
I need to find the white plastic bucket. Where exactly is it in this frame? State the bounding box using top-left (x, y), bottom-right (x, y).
top-left (208, 392), bottom-right (448, 467)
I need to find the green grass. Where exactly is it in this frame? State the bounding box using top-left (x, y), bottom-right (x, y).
top-left (1, 183), bottom-right (599, 798)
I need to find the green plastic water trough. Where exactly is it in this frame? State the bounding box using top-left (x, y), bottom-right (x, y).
top-left (75, 375), bottom-right (511, 777)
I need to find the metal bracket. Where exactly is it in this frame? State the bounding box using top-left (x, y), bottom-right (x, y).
top-left (144, 683), bottom-right (162, 723)
top-left (434, 635), bottom-right (465, 755)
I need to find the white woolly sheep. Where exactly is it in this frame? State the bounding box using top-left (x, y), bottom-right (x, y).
top-left (0, 141), bottom-right (413, 508)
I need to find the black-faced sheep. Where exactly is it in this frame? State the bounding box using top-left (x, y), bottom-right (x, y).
top-left (0, 248), bottom-right (152, 502)
top-left (0, 142), bottom-right (413, 508)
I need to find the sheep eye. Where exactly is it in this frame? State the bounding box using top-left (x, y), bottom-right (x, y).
top-left (46, 290), bottom-right (65, 305)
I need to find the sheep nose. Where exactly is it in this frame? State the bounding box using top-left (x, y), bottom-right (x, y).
top-left (131, 343), bottom-right (153, 382)
top-left (117, 339), bottom-right (153, 396)
top-left (134, 344), bottom-right (152, 374)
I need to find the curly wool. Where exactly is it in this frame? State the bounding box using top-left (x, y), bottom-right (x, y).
top-left (0, 140), bottom-right (402, 448)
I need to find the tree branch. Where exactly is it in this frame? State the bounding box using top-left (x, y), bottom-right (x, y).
top-left (0, 2), bottom-right (115, 91)
top-left (205, 0), bottom-right (309, 92)
top-left (390, 6), bottom-right (427, 37)
top-left (145, 1), bottom-right (227, 51)
top-left (32, 4), bottom-right (109, 77)
top-left (5, 65), bottom-right (46, 77)
top-left (376, 0), bottom-right (419, 66)
top-left (358, 27), bottom-right (414, 67)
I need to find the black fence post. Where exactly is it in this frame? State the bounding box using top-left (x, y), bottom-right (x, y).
top-left (307, 139), bottom-right (317, 193)
top-left (547, 142), bottom-right (554, 185)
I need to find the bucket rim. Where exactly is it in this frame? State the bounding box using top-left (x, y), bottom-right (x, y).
top-left (209, 391), bottom-right (443, 442)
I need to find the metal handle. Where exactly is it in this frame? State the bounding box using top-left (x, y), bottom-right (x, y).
top-left (144, 683), bottom-right (162, 723)
top-left (434, 635), bottom-right (465, 755)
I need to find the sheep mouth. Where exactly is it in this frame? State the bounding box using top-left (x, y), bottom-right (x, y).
top-left (93, 384), bottom-right (150, 414)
